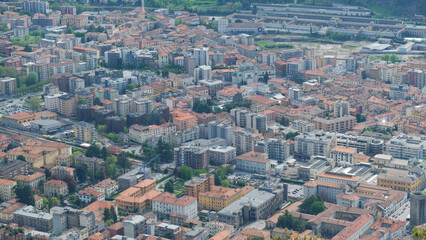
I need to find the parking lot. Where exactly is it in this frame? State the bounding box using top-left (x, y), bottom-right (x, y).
top-left (287, 184), bottom-right (304, 200)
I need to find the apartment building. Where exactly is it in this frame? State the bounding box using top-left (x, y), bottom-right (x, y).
top-left (330, 146), bottom-right (357, 166)
top-left (173, 114), bottom-right (198, 131)
top-left (74, 121), bottom-right (95, 143)
top-left (44, 179), bottom-right (69, 197)
top-left (264, 138), bottom-right (290, 162)
top-left (209, 146), bottom-right (237, 165)
top-left (0, 179), bottom-right (17, 202)
top-left (14, 172), bottom-right (45, 188)
top-left (199, 186), bottom-right (254, 211)
top-left (13, 206), bottom-right (53, 232)
top-left (94, 178), bottom-right (118, 199)
top-left (152, 192), bottom-right (197, 219)
top-left (184, 174), bottom-right (214, 199)
top-left (236, 151), bottom-right (271, 175)
top-left (386, 135), bottom-right (426, 160)
top-left (174, 145), bottom-right (210, 170)
top-left (0, 77), bottom-right (17, 95)
top-left (311, 115), bottom-right (356, 133)
top-left (233, 129), bottom-right (260, 155)
top-left (294, 132), bottom-right (336, 158)
top-left (115, 179), bottom-right (161, 211)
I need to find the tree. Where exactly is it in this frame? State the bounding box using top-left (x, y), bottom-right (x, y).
top-left (17, 155), bottom-right (26, 161)
top-left (285, 132), bottom-right (300, 140)
top-left (86, 144), bottom-right (100, 158)
top-left (23, 45), bottom-right (32, 52)
top-left (117, 152), bottom-right (131, 173)
top-left (75, 163), bottom-right (89, 182)
top-left (309, 201), bottom-right (326, 215)
top-left (48, 197), bottom-right (60, 208)
top-left (15, 182), bottom-right (35, 206)
top-left (77, 98), bottom-right (87, 105)
top-left (356, 113), bottom-right (366, 123)
top-left (110, 206), bottom-right (117, 222)
top-left (194, 169), bottom-right (207, 176)
top-left (26, 72), bottom-right (38, 86)
top-left (66, 26), bottom-right (74, 34)
top-left (277, 210), bottom-right (307, 233)
top-left (413, 226), bottom-right (426, 240)
top-left (165, 180), bottom-right (174, 193)
top-left (278, 117), bottom-right (289, 127)
top-left (156, 140), bottom-right (173, 163)
top-left (221, 179), bottom-right (229, 187)
top-left (63, 175), bottom-right (77, 193)
top-left (103, 208), bottom-right (112, 221)
top-left (28, 96), bottom-right (43, 112)
top-left (105, 163), bottom-right (117, 179)
top-left (127, 83), bottom-right (136, 90)
top-left (100, 147), bottom-right (109, 160)
top-left (178, 166), bottom-right (193, 180)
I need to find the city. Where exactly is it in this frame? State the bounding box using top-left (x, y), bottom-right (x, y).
top-left (0, 0), bottom-right (425, 239)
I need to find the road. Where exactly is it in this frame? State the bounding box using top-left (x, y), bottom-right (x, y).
top-left (389, 201), bottom-right (410, 221)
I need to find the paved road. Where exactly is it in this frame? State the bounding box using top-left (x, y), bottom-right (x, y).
top-left (389, 201), bottom-right (410, 221)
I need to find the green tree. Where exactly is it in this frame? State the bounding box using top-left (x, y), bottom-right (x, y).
top-left (309, 201), bottom-right (326, 215)
top-left (77, 98), bottom-right (87, 105)
top-left (413, 226), bottom-right (426, 240)
top-left (221, 179), bottom-right (229, 187)
top-left (66, 26), bottom-right (74, 34)
top-left (165, 180), bottom-right (174, 193)
top-left (178, 165), bottom-right (193, 180)
top-left (100, 147), bottom-right (109, 160)
top-left (117, 152), bottom-right (131, 173)
top-left (27, 96), bottom-right (43, 112)
top-left (105, 163), bottom-right (117, 179)
top-left (48, 197), bottom-right (60, 208)
top-left (278, 117), bottom-right (289, 127)
top-left (63, 175), bottom-right (77, 193)
top-left (17, 155), bottom-right (26, 161)
top-left (85, 144), bottom-right (101, 157)
top-left (156, 140), bottom-right (174, 163)
top-left (103, 208), bottom-right (112, 221)
top-left (23, 45), bottom-right (32, 52)
top-left (15, 182), bottom-right (35, 206)
top-left (25, 72), bottom-right (39, 86)
top-left (356, 113), bottom-right (366, 123)
top-left (285, 132), bottom-right (299, 140)
top-left (110, 206), bottom-right (117, 222)
top-left (75, 163), bottom-right (89, 182)
top-left (127, 83), bottom-right (136, 90)
top-left (194, 169), bottom-right (207, 176)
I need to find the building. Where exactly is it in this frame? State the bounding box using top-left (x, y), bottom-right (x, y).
top-left (173, 114), bottom-right (198, 131)
top-left (377, 168), bottom-right (421, 192)
top-left (13, 206), bottom-right (53, 232)
top-left (215, 186), bottom-right (284, 228)
top-left (51, 206), bottom-right (97, 237)
top-left (0, 77), bottom-right (17, 95)
top-left (14, 172), bottom-right (46, 188)
top-left (209, 146), bottom-right (237, 166)
top-left (330, 146), bottom-right (357, 166)
top-left (294, 132), bottom-right (336, 159)
top-left (23, 0), bottom-right (49, 14)
top-left (175, 145), bottom-right (210, 170)
top-left (333, 100), bottom-right (350, 117)
top-left (411, 192), bottom-right (426, 226)
top-left (94, 178), bottom-right (118, 199)
top-left (115, 179), bottom-right (161, 211)
top-left (44, 179), bottom-right (69, 197)
top-left (264, 138), bottom-right (290, 162)
top-left (74, 154), bottom-right (104, 176)
top-left (184, 174), bottom-right (214, 199)
top-left (152, 192), bottom-right (197, 219)
top-left (386, 135), bottom-right (426, 160)
top-left (0, 179), bottom-right (16, 202)
top-left (0, 159), bottom-right (28, 179)
top-left (155, 222), bottom-right (183, 240)
top-left (124, 215), bottom-right (146, 238)
top-left (199, 186), bottom-right (254, 211)
top-left (74, 121), bottom-right (95, 143)
top-left (194, 47), bottom-right (209, 67)
top-left (78, 187), bottom-right (105, 204)
top-left (236, 151), bottom-right (270, 175)
top-left (233, 129), bottom-right (260, 155)
top-left (195, 65), bottom-right (212, 82)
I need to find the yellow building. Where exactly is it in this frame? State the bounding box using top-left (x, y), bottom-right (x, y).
top-left (199, 185), bottom-right (254, 211)
top-left (0, 179), bottom-right (17, 202)
top-left (74, 121), bottom-right (95, 143)
top-left (377, 169), bottom-right (421, 192)
top-left (7, 139), bottom-right (71, 168)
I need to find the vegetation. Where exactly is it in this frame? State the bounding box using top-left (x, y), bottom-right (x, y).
top-left (11, 35), bottom-right (41, 47)
top-left (165, 180), bottom-right (175, 193)
top-left (325, 31), bottom-right (351, 41)
top-left (413, 226), bottom-right (426, 240)
top-left (15, 181), bottom-right (35, 206)
top-left (117, 152), bottom-right (131, 173)
top-left (193, 99), bottom-right (214, 114)
top-left (194, 169), bottom-right (208, 176)
top-left (255, 41), bottom-right (294, 50)
top-left (27, 96), bottom-right (43, 112)
top-left (277, 210), bottom-right (307, 233)
top-left (285, 132), bottom-right (300, 140)
top-left (75, 163), bottom-right (89, 182)
top-left (214, 165), bottom-right (233, 186)
top-left (178, 165), bottom-right (193, 180)
top-left (299, 196), bottom-right (326, 215)
top-left (25, 72), bottom-right (38, 86)
top-left (356, 113), bottom-right (367, 123)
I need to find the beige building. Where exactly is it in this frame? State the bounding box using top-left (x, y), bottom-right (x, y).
top-left (0, 179), bottom-right (17, 201)
top-left (330, 146), bottom-right (357, 166)
top-left (14, 172), bottom-right (45, 188)
top-left (74, 121), bottom-right (95, 143)
top-left (44, 179), bottom-right (69, 197)
top-left (94, 178), bottom-right (118, 199)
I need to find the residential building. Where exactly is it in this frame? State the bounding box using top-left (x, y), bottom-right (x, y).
top-left (199, 186), bottom-right (254, 211)
top-left (13, 206), bottom-right (53, 232)
top-left (236, 151), bottom-right (271, 175)
top-left (386, 135), bottom-right (426, 160)
top-left (124, 215), bottom-right (146, 238)
top-left (175, 145), bottom-right (210, 170)
top-left (74, 154), bottom-right (104, 176)
top-left (94, 178), bottom-right (118, 199)
top-left (174, 114), bottom-right (198, 131)
top-left (152, 192), bottom-right (198, 219)
top-left (77, 187), bottom-right (105, 204)
top-left (0, 77), bottom-right (17, 95)
top-left (0, 159), bottom-right (28, 179)
top-left (209, 146), bottom-right (237, 166)
top-left (330, 146), bottom-right (357, 166)
top-left (74, 121), bottom-right (95, 142)
top-left (264, 138), bottom-right (290, 162)
top-left (14, 172), bottom-right (45, 188)
top-left (184, 174), bottom-right (214, 199)
top-left (23, 0), bottom-right (49, 14)
top-left (294, 132), bottom-right (336, 158)
top-left (44, 179), bottom-right (69, 197)
top-left (233, 129), bottom-right (260, 155)
top-left (115, 179), bottom-right (161, 211)
top-left (194, 47), bottom-right (209, 67)
top-left (0, 179), bottom-right (16, 202)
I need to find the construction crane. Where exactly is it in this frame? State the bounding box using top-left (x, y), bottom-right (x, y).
top-left (140, 154), bottom-right (161, 179)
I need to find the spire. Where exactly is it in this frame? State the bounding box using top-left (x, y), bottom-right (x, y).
top-left (141, 0), bottom-right (145, 12)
